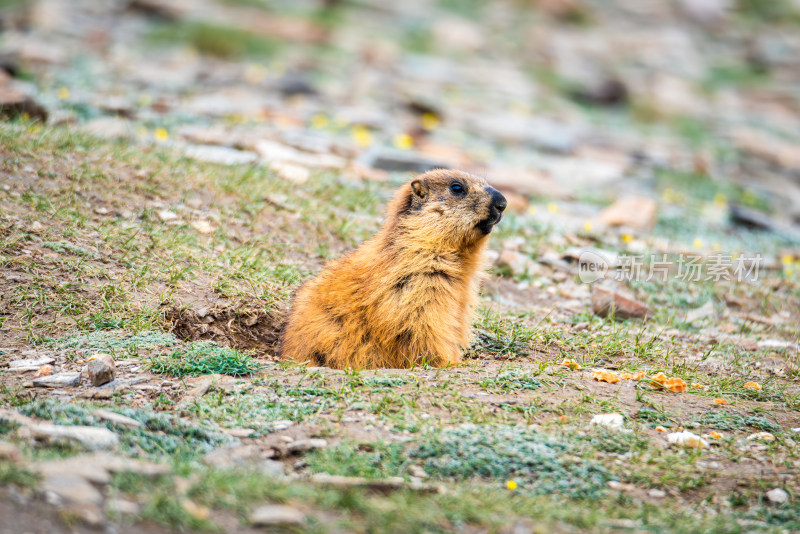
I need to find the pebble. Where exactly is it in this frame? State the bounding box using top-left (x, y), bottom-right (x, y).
top-left (32, 372), bottom-right (81, 388)
top-left (249, 504), bottom-right (305, 528)
top-left (765, 488), bottom-right (789, 505)
top-left (648, 489), bottom-right (667, 498)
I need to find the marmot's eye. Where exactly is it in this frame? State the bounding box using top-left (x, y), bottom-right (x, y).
top-left (449, 182), bottom-right (465, 195)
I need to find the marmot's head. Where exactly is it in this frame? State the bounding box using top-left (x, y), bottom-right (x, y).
top-left (388, 169), bottom-right (507, 248)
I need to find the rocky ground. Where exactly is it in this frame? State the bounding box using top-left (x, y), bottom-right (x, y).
top-left (1, 0), bottom-right (800, 532)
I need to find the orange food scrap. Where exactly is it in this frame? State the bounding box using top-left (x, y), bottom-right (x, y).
top-left (713, 398), bottom-right (727, 405)
top-left (592, 370), bottom-right (621, 384)
top-left (664, 377), bottom-right (687, 393)
top-left (561, 359), bottom-right (582, 370)
top-left (621, 371), bottom-right (646, 380)
top-left (743, 381), bottom-right (762, 391)
top-left (655, 426), bottom-right (668, 432)
top-left (558, 414), bottom-right (567, 423)
top-left (710, 431), bottom-right (722, 439)
top-left (650, 372), bottom-right (668, 385)
top-left (691, 383), bottom-right (705, 389)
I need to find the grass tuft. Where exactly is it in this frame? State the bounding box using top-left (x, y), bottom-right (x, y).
top-left (149, 341), bottom-right (262, 377)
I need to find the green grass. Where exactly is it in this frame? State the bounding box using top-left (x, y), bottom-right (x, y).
top-left (149, 341), bottom-right (262, 377)
top-left (147, 21), bottom-right (282, 59)
top-left (16, 399), bottom-right (231, 460)
top-left (0, 461), bottom-right (38, 488)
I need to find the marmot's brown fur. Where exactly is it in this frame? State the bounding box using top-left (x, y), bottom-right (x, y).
top-left (280, 169), bottom-right (506, 369)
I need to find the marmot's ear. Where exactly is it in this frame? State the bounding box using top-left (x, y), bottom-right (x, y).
top-left (410, 179), bottom-right (428, 200)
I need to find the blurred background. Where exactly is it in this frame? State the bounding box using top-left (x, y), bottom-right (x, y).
top-left (2, 0), bottom-right (800, 265)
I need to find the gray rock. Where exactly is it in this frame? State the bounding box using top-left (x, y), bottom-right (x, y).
top-left (8, 356), bottom-right (55, 372)
top-left (40, 472), bottom-right (104, 526)
top-left (30, 423), bottom-right (119, 451)
top-left (184, 144), bottom-right (259, 166)
top-left (359, 147), bottom-right (448, 173)
top-left (766, 488), bottom-right (789, 505)
top-left (33, 372), bottom-right (81, 388)
top-left (249, 504), bottom-right (305, 528)
top-left (93, 409), bottom-right (142, 428)
top-left (87, 354), bottom-right (115, 387)
top-left (33, 457), bottom-right (111, 485)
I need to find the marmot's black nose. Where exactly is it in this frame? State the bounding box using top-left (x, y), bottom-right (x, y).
top-left (488, 187), bottom-right (506, 212)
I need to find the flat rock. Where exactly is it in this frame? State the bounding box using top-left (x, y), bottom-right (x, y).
top-left (249, 504), bottom-right (305, 528)
top-left (33, 372), bottom-right (81, 388)
top-left (8, 356), bottom-right (55, 372)
top-left (41, 472), bottom-right (104, 506)
top-left (33, 457), bottom-right (112, 485)
top-left (597, 196), bottom-right (657, 231)
top-left (184, 144), bottom-right (259, 166)
top-left (30, 423), bottom-right (119, 451)
top-left (591, 286), bottom-right (653, 320)
top-left (93, 409), bottom-right (142, 428)
top-left (359, 147), bottom-right (448, 173)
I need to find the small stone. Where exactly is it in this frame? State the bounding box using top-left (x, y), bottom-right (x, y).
top-left (33, 372), bottom-right (81, 388)
top-left (408, 465), bottom-right (429, 479)
top-left (8, 356), bottom-right (55, 372)
top-left (747, 432), bottom-right (775, 442)
top-left (33, 364), bottom-right (54, 378)
top-left (157, 210), bottom-right (179, 222)
top-left (286, 438), bottom-right (328, 454)
top-left (29, 220), bottom-right (45, 233)
top-left (270, 161), bottom-right (310, 184)
top-left (497, 250), bottom-right (534, 277)
top-left (667, 431), bottom-right (709, 449)
top-left (249, 504), bottom-right (305, 528)
top-left (93, 409), bottom-right (142, 428)
top-left (591, 286), bottom-right (653, 320)
top-left (30, 423), bottom-right (119, 451)
top-left (190, 220), bottom-right (214, 234)
top-left (766, 488), bottom-right (789, 505)
top-left (590, 413), bottom-right (624, 429)
top-left (597, 196), bottom-right (657, 231)
top-left (86, 353), bottom-right (116, 387)
top-left (648, 489), bottom-right (667, 498)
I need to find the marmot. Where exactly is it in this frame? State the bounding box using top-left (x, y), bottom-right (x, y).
top-left (280, 169), bottom-right (506, 369)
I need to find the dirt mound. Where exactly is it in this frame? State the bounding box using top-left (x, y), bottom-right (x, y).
top-left (165, 303), bottom-right (285, 356)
